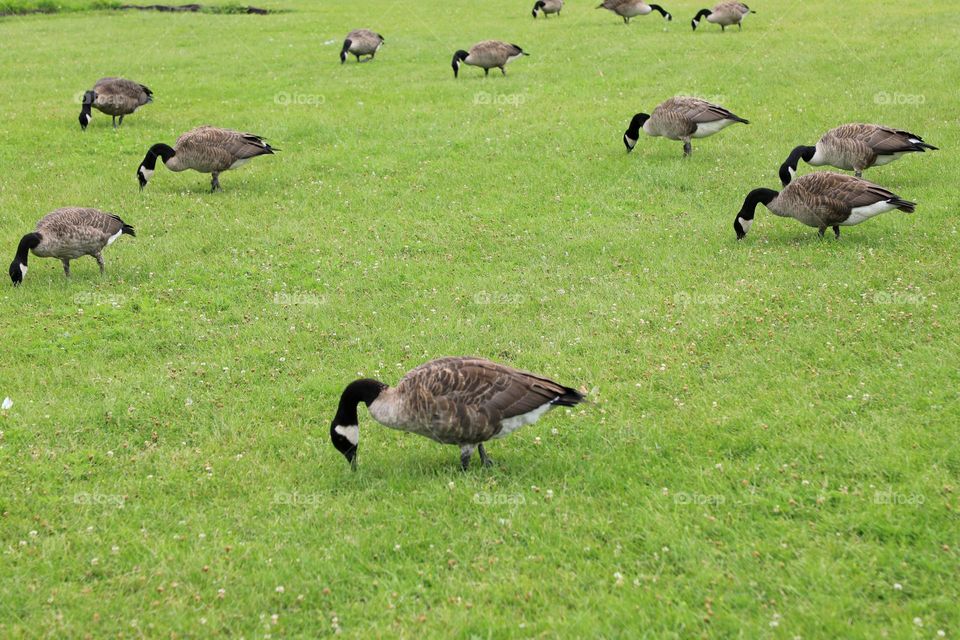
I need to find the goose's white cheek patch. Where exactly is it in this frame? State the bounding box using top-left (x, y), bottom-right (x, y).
top-left (335, 425), bottom-right (359, 446)
top-left (20, 264), bottom-right (28, 277)
top-left (737, 217), bottom-right (753, 234)
top-left (139, 167), bottom-right (154, 181)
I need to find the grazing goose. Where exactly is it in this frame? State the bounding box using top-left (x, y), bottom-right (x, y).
top-left (452, 41), bottom-right (529, 78)
top-left (532, 0), bottom-right (563, 18)
top-left (596, 0), bottom-right (672, 23)
top-left (733, 172), bottom-right (916, 240)
top-left (78, 77), bottom-right (153, 130)
top-left (691, 2), bottom-right (753, 31)
top-left (779, 124), bottom-right (938, 186)
top-left (340, 29), bottom-right (384, 63)
top-left (330, 356), bottom-right (585, 470)
top-left (9, 207), bottom-right (135, 285)
top-left (137, 125), bottom-right (276, 192)
top-left (624, 96), bottom-right (749, 156)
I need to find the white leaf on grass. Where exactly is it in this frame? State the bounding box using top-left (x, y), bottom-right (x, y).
top-left (1, 397), bottom-right (11, 410)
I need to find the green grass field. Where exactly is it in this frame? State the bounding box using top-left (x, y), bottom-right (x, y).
top-left (1, 0), bottom-right (958, 637)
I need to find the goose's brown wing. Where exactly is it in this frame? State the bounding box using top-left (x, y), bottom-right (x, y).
top-left (37, 207), bottom-right (125, 238)
top-left (792, 173), bottom-right (903, 225)
top-left (396, 357), bottom-right (580, 442)
top-left (672, 97), bottom-right (746, 123)
top-left (175, 126), bottom-right (274, 172)
top-left (94, 77), bottom-right (152, 109)
top-left (862, 125), bottom-right (930, 154)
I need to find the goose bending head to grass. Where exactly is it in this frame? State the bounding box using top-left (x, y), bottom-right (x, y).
top-left (532, 0), bottom-right (563, 18)
top-left (624, 96), bottom-right (748, 156)
top-left (330, 356), bottom-right (585, 471)
top-left (733, 172), bottom-right (916, 240)
top-left (597, 0), bottom-right (672, 23)
top-left (137, 125), bottom-right (277, 193)
top-left (9, 207), bottom-right (134, 285)
top-left (691, 2), bottom-right (753, 31)
top-left (340, 29), bottom-right (384, 63)
top-left (452, 41), bottom-right (529, 78)
top-left (778, 124), bottom-right (938, 186)
top-left (78, 77), bottom-right (152, 130)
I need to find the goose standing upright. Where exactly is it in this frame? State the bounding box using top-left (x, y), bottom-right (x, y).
top-left (691, 2), bottom-right (753, 31)
top-left (624, 96), bottom-right (749, 156)
top-left (78, 77), bottom-right (153, 130)
top-left (137, 126), bottom-right (277, 192)
top-left (733, 172), bottom-right (916, 240)
top-left (452, 41), bottom-right (529, 77)
top-left (330, 356), bottom-right (585, 470)
top-left (340, 29), bottom-right (385, 63)
top-left (596, 0), bottom-right (672, 22)
top-left (779, 124), bottom-right (938, 186)
top-left (9, 207), bottom-right (135, 285)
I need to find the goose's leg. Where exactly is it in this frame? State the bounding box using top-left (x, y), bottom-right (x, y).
top-left (478, 443), bottom-right (493, 467)
top-left (459, 444), bottom-right (476, 471)
top-left (118, 115), bottom-right (124, 127)
top-left (623, 16), bottom-right (629, 23)
top-left (721, 24), bottom-right (726, 31)
top-left (682, 138), bottom-right (692, 156)
top-left (854, 169), bottom-right (863, 178)
top-left (61, 259), bottom-right (71, 277)
top-left (817, 227), bottom-right (827, 239)
top-left (94, 252), bottom-right (105, 275)
top-left (112, 116), bottom-right (117, 129)
top-left (738, 22), bottom-right (742, 31)
top-left (833, 225), bottom-right (841, 239)
top-left (500, 66), bottom-right (506, 76)
top-left (484, 68), bottom-right (490, 77)
top-left (211, 172), bottom-right (221, 193)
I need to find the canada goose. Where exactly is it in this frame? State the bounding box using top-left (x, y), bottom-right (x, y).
top-left (452, 41), bottom-right (529, 78)
top-left (623, 96), bottom-right (749, 156)
top-left (532, 0), bottom-right (563, 18)
top-left (733, 172), bottom-right (916, 240)
top-left (330, 356), bottom-right (584, 470)
top-left (340, 29), bottom-right (384, 63)
top-left (779, 124), bottom-right (938, 186)
top-left (137, 125), bottom-right (277, 192)
top-left (596, 0), bottom-right (672, 23)
top-left (78, 77), bottom-right (153, 130)
top-left (9, 207), bottom-right (135, 285)
top-left (691, 2), bottom-right (753, 31)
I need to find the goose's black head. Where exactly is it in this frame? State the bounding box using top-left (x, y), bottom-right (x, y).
top-left (734, 188), bottom-right (778, 239)
top-left (8, 260), bottom-right (25, 286)
top-left (691, 8), bottom-right (711, 30)
top-left (532, 0), bottom-right (544, 17)
top-left (9, 232), bottom-right (41, 286)
top-left (778, 145), bottom-right (816, 186)
top-left (331, 378), bottom-right (387, 470)
top-left (452, 50), bottom-right (469, 77)
top-left (137, 143), bottom-right (175, 191)
top-left (340, 38), bottom-right (352, 64)
top-left (623, 113), bottom-right (649, 152)
top-left (78, 91), bottom-right (95, 130)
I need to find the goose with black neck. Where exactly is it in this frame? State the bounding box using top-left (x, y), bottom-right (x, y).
top-left (330, 357), bottom-right (585, 471)
top-left (734, 172), bottom-right (916, 240)
top-left (137, 125), bottom-right (276, 192)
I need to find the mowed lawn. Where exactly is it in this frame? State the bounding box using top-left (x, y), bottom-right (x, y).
top-left (1, 0), bottom-right (958, 637)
